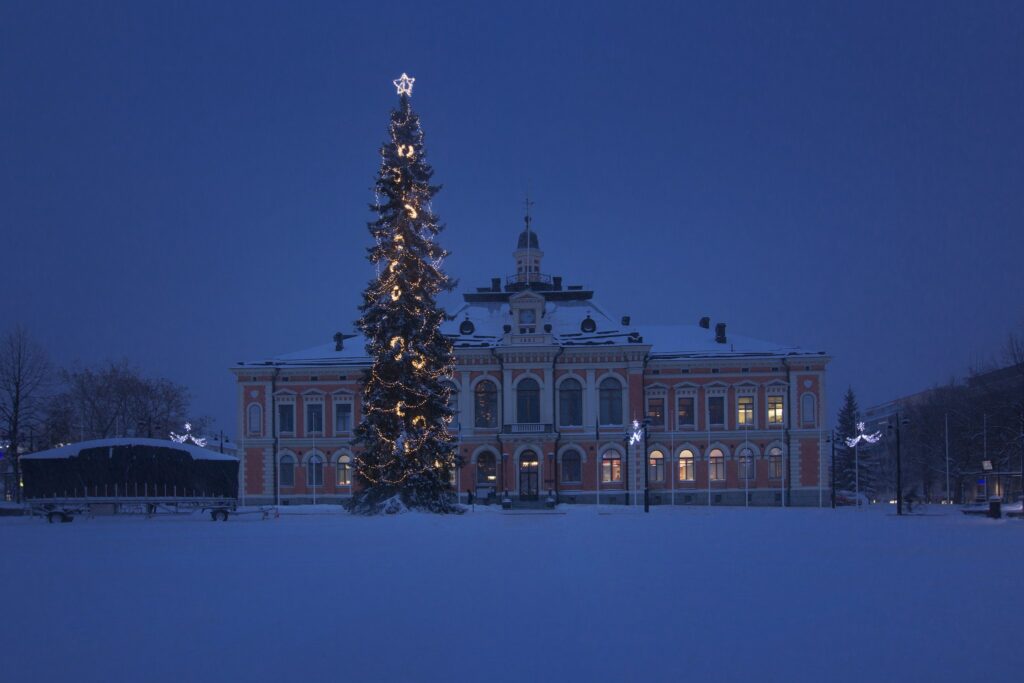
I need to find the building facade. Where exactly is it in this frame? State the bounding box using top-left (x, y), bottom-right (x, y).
top-left (232, 224), bottom-right (831, 506)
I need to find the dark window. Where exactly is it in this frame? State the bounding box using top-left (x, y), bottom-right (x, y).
top-left (476, 452), bottom-right (497, 485)
top-left (709, 449), bottom-right (725, 480)
top-left (561, 452), bottom-right (582, 483)
top-left (708, 397), bottom-right (725, 426)
top-left (334, 403), bottom-right (352, 432)
top-left (738, 447), bottom-right (754, 480)
top-left (599, 378), bottom-right (623, 425)
top-left (306, 403), bottom-right (323, 434)
top-left (677, 397), bottom-right (695, 427)
top-left (307, 454), bottom-right (324, 486)
top-left (474, 381), bottom-right (498, 428)
top-left (517, 378), bottom-right (540, 423)
top-left (280, 454), bottom-right (295, 487)
top-left (278, 404), bottom-right (295, 433)
top-left (559, 378), bottom-right (583, 426)
top-left (769, 447), bottom-right (783, 479)
top-left (247, 404), bottom-right (262, 434)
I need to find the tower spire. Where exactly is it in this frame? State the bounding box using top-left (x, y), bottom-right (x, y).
top-left (523, 195), bottom-right (534, 281)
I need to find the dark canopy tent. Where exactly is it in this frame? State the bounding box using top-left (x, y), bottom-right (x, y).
top-left (21, 438), bottom-right (239, 499)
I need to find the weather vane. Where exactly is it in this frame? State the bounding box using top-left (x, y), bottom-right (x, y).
top-left (393, 72), bottom-right (415, 97)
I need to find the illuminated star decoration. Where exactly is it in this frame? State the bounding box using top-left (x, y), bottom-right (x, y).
top-left (393, 72), bottom-right (415, 97)
top-left (629, 419), bottom-right (643, 446)
top-left (845, 421), bottom-right (882, 447)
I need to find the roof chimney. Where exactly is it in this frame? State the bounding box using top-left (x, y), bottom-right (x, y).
top-left (333, 332), bottom-right (345, 351)
top-left (699, 316), bottom-right (710, 329)
top-left (715, 322), bottom-right (727, 344)
top-left (621, 316), bottom-right (631, 326)
top-left (491, 277), bottom-right (501, 292)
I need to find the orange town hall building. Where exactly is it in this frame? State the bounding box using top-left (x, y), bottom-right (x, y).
top-left (232, 223), bottom-right (831, 506)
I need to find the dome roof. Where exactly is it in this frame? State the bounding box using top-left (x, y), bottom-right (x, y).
top-left (517, 229), bottom-right (539, 250)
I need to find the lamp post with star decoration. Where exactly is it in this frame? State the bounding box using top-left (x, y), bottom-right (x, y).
top-left (348, 73), bottom-right (461, 514)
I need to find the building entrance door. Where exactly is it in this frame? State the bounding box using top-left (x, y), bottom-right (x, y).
top-left (519, 451), bottom-right (539, 501)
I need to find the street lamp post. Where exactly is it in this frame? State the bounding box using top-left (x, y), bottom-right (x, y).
top-left (888, 412), bottom-right (909, 516)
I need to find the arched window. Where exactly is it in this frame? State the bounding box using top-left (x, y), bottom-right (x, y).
top-left (337, 454), bottom-right (352, 486)
top-left (476, 452), bottom-right (497, 485)
top-left (801, 393), bottom-right (816, 427)
top-left (709, 448), bottom-right (725, 481)
top-left (648, 450), bottom-right (665, 483)
top-left (558, 378), bottom-right (583, 426)
top-left (474, 381), bottom-right (498, 428)
top-left (307, 453), bottom-right (324, 487)
top-left (517, 378), bottom-right (540, 424)
top-left (599, 378), bottom-right (623, 425)
top-left (678, 449), bottom-right (695, 481)
top-left (561, 451), bottom-right (582, 483)
top-left (768, 447), bottom-right (783, 479)
top-left (738, 446), bottom-right (754, 480)
top-left (280, 454), bottom-right (296, 487)
top-left (247, 403), bottom-right (262, 435)
top-left (601, 451), bottom-right (622, 483)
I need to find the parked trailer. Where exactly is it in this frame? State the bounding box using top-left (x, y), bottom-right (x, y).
top-left (21, 438), bottom-right (244, 523)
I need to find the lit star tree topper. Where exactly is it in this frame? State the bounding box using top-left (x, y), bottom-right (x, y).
top-left (348, 74), bottom-right (460, 515)
top-left (393, 72), bottom-right (415, 96)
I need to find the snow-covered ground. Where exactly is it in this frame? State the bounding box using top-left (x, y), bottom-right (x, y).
top-left (2, 504), bottom-right (1021, 683)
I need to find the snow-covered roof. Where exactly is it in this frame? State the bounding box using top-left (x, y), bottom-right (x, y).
top-left (237, 299), bottom-right (823, 368)
top-left (22, 438), bottom-right (239, 462)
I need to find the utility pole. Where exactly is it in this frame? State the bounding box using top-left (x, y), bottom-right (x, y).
top-left (894, 412), bottom-right (905, 516)
top-left (830, 431), bottom-right (837, 509)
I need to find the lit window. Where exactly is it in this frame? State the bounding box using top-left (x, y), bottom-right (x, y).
top-left (647, 398), bottom-right (665, 427)
top-left (517, 378), bottom-right (540, 424)
top-left (768, 447), bottom-right (783, 479)
top-left (768, 396), bottom-right (784, 425)
top-left (334, 402), bottom-right (352, 433)
top-left (337, 455), bottom-right (352, 486)
top-left (601, 453), bottom-right (622, 483)
top-left (599, 378), bottom-right (623, 425)
top-left (708, 397), bottom-right (725, 427)
top-left (677, 397), bottom-right (695, 428)
top-left (476, 452), bottom-right (497, 484)
top-left (279, 454), bottom-right (295, 487)
top-left (678, 449), bottom-right (695, 481)
top-left (307, 453), bottom-right (324, 487)
top-left (709, 449), bottom-right (725, 481)
top-left (561, 451), bottom-right (582, 483)
top-left (305, 403), bottom-right (323, 434)
top-left (247, 404), bottom-right (262, 434)
top-left (474, 381), bottom-right (498, 428)
top-left (277, 404), bottom-right (295, 433)
top-left (738, 447), bottom-right (754, 480)
top-left (737, 396), bottom-right (753, 426)
top-left (559, 378), bottom-right (583, 426)
top-left (648, 450), bottom-right (665, 483)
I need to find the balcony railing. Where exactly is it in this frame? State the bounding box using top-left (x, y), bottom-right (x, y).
top-left (506, 272), bottom-right (554, 286)
top-left (503, 423), bottom-right (552, 434)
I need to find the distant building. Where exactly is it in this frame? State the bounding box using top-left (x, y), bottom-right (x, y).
top-left (232, 221), bottom-right (831, 506)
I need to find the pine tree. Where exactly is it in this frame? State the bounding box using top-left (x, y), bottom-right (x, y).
top-left (349, 75), bottom-right (460, 514)
top-left (834, 387), bottom-right (860, 494)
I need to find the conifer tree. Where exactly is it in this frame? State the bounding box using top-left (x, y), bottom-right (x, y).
top-left (349, 74), bottom-right (460, 514)
top-left (834, 387), bottom-right (860, 493)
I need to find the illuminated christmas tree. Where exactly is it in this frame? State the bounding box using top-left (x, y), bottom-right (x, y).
top-left (349, 73), bottom-right (460, 514)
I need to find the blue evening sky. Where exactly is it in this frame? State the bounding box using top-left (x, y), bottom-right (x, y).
top-left (2, 1), bottom-right (1022, 433)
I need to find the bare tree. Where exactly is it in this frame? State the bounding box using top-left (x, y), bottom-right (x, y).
top-left (0, 326), bottom-right (51, 501)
